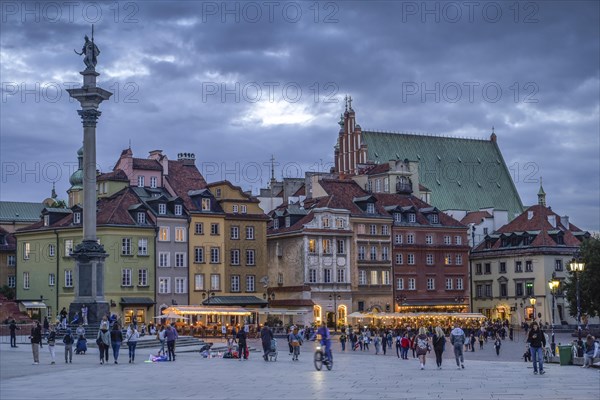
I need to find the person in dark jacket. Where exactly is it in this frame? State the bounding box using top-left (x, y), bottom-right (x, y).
top-left (433, 326), bottom-right (446, 369)
top-left (526, 321), bottom-right (546, 375)
top-left (110, 323), bottom-right (123, 364)
top-left (236, 328), bottom-right (248, 360)
top-left (9, 318), bottom-right (19, 347)
top-left (30, 321), bottom-right (42, 364)
top-left (260, 324), bottom-right (274, 361)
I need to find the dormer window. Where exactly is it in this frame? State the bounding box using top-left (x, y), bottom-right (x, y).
top-left (408, 213), bottom-right (416, 223)
top-left (158, 204), bottom-right (167, 215)
top-left (431, 214), bottom-right (439, 224)
top-left (137, 212), bottom-right (146, 224)
top-left (285, 216), bottom-right (291, 228)
top-left (73, 212), bottom-right (81, 224)
top-left (174, 204), bottom-right (182, 216)
top-left (233, 205), bottom-right (239, 213)
top-left (43, 215), bottom-right (50, 227)
top-left (336, 218), bottom-right (345, 229)
top-left (393, 213), bottom-right (401, 223)
top-left (273, 219), bottom-right (279, 230)
top-left (366, 203), bottom-right (375, 214)
top-left (137, 176), bottom-right (145, 187)
top-left (201, 198), bottom-right (211, 211)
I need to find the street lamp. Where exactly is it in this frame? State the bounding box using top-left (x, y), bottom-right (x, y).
top-left (548, 277), bottom-right (560, 356)
top-left (568, 251), bottom-right (585, 339)
top-left (469, 224), bottom-right (476, 313)
top-left (395, 294), bottom-right (407, 311)
top-left (529, 297), bottom-right (536, 322)
top-left (201, 291), bottom-right (215, 304)
top-left (329, 292), bottom-right (341, 332)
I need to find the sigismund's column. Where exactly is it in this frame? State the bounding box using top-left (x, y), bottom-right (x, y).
top-left (67, 31), bottom-right (112, 325)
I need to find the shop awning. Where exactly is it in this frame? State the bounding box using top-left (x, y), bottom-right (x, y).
top-left (21, 301), bottom-right (47, 309)
top-left (120, 297), bottom-right (155, 306)
top-left (248, 307), bottom-right (310, 316)
top-left (164, 306), bottom-right (251, 316)
top-left (202, 296), bottom-right (267, 307)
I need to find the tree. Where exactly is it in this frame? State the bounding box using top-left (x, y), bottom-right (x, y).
top-left (563, 236), bottom-right (600, 319)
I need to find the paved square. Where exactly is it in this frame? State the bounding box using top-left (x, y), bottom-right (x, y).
top-left (1, 333), bottom-right (598, 400)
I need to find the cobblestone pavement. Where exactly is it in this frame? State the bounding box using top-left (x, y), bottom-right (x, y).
top-left (1, 333), bottom-right (598, 400)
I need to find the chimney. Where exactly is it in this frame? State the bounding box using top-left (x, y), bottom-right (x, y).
top-left (178, 152), bottom-right (196, 166)
top-left (148, 150), bottom-right (163, 160)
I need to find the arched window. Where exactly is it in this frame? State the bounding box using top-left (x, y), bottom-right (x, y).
top-left (337, 305), bottom-right (347, 326)
top-left (313, 305), bottom-right (322, 324)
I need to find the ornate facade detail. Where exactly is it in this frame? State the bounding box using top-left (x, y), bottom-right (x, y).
top-left (77, 109), bottom-right (102, 127)
top-left (70, 239), bottom-right (108, 262)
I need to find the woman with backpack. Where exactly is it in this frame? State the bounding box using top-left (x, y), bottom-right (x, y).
top-left (415, 327), bottom-right (431, 370)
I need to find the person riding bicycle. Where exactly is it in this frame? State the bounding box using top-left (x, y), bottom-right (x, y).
top-left (316, 321), bottom-right (332, 361)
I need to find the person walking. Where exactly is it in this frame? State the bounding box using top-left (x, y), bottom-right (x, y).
top-left (340, 331), bottom-right (347, 351)
top-left (374, 333), bottom-right (381, 355)
top-left (433, 326), bottom-right (446, 369)
top-left (479, 331), bottom-right (485, 350)
top-left (415, 327), bottom-right (430, 370)
top-left (381, 331), bottom-right (387, 355)
top-left (60, 307), bottom-right (68, 330)
top-left (97, 321), bottom-right (111, 364)
top-left (288, 326), bottom-right (302, 361)
top-left (236, 326), bottom-right (248, 360)
top-left (260, 324), bottom-right (274, 361)
top-left (126, 323), bottom-right (139, 363)
top-left (47, 324), bottom-right (57, 364)
top-left (110, 323), bottom-right (123, 364)
top-left (494, 334), bottom-right (502, 356)
top-left (29, 320), bottom-right (42, 365)
top-left (526, 321), bottom-right (546, 375)
top-left (450, 323), bottom-right (466, 369)
top-left (9, 318), bottom-right (19, 348)
top-left (400, 332), bottom-right (410, 359)
top-left (43, 316), bottom-right (49, 342)
top-left (63, 328), bottom-right (74, 363)
top-left (165, 323), bottom-right (178, 361)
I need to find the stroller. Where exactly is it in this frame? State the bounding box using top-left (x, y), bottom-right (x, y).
top-left (267, 338), bottom-right (278, 361)
top-left (75, 335), bottom-right (87, 355)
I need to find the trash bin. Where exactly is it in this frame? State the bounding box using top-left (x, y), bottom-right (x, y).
top-left (558, 345), bottom-right (572, 366)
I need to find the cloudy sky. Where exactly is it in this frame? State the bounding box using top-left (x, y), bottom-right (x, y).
top-left (1, 1), bottom-right (598, 232)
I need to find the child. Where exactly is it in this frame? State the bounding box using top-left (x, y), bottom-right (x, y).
top-left (494, 335), bottom-right (501, 356)
top-left (523, 343), bottom-right (531, 362)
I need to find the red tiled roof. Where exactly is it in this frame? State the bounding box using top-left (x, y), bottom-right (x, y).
top-left (0, 227), bottom-right (16, 251)
top-left (292, 185), bottom-right (305, 196)
top-left (366, 163), bottom-right (390, 175)
top-left (97, 169), bottom-right (129, 182)
top-left (461, 211), bottom-right (493, 225)
top-left (475, 204), bottom-right (584, 250)
top-left (374, 193), bottom-right (464, 227)
top-left (18, 188), bottom-right (145, 231)
top-left (164, 160), bottom-right (207, 210)
top-left (132, 158), bottom-right (162, 171)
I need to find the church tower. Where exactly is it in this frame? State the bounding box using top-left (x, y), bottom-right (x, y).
top-left (334, 96), bottom-right (368, 176)
top-left (67, 147), bottom-right (84, 207)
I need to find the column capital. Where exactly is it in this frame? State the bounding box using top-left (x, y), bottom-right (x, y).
top-left (77, 109), bottom-right (102, 127)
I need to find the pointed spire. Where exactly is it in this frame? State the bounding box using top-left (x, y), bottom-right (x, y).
top-left (537, 177), bottom-right (546, 207)
top-left (344, 94), bottom-right (348, 112)
top-left (347, 95), bottom-right (353, 111)
top-left (338, 113), bottom-right (344, 127)
top-left (51, 182), bottom-right (57, 199)
top-left (269, 155), bottom-right (276, 188)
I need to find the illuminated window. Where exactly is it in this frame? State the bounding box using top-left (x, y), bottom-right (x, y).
top-left (159, 227), bottom-right (170, 241)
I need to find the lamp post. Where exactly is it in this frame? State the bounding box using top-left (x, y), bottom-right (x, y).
top-left (548, 277), bottom-right (560, 356)
top-left (568, 251), bottom-right (585, 339)
top-left (529, 297), bottom-right (536, 322)
top-left (202, 291), bottom-right (215, 305)
top-left (395, 294), bottom-right (407, 311)
top-left (469, 225), bottom-right (476, 313)
top-left (329, 292), bottom-right (341, 332)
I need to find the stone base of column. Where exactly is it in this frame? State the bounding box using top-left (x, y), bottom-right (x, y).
top-left (69, 301), bottom-right (110, 327)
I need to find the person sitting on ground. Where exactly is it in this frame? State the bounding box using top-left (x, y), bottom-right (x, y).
top-left (582, 335), bottom-right (596, 368)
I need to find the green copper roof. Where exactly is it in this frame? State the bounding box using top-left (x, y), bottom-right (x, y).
top-left (0, 201), bottom-right (45, 222)
top-left (362, 131), bottom-right (524, 218)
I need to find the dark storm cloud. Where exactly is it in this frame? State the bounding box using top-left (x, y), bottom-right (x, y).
top-left (1, 0), bottom-right (598, 232)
